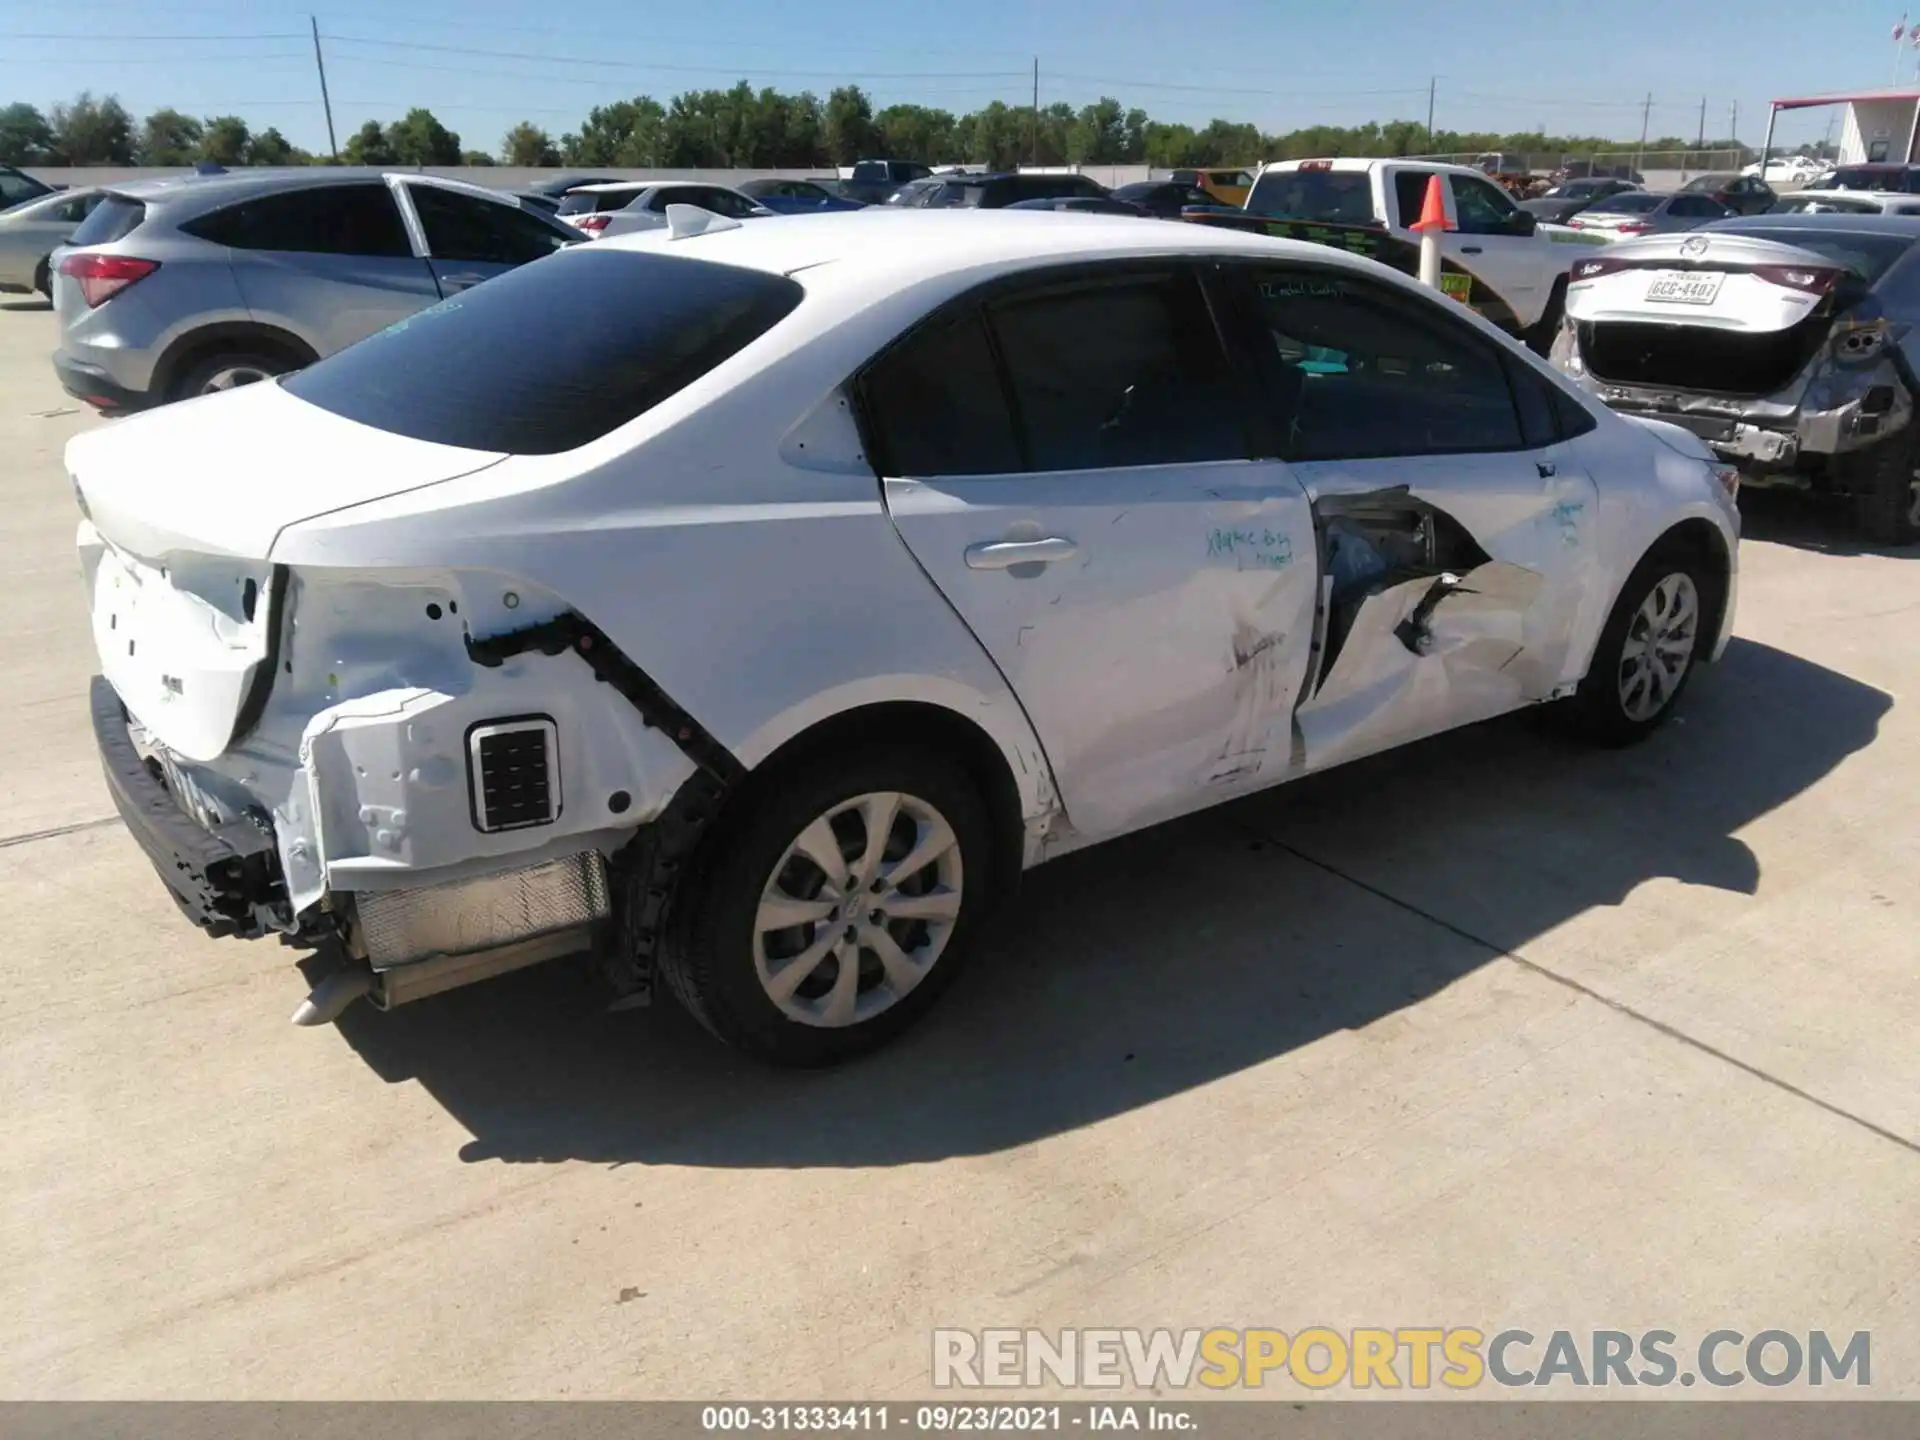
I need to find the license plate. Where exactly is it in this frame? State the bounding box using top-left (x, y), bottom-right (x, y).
top-left (1644, 270), bottom-right (1724, 305)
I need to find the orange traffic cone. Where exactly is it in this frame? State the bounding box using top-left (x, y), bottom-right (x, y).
top-left (1409, 174), bottom-right (1452, 233)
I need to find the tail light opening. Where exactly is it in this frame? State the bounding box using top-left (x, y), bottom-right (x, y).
top-left (58, 253), bottom-right (159, 308)
top-left (1753, 264), bottom-right (1841, 294)
top-left (574, 215), bottom-right (611, 234)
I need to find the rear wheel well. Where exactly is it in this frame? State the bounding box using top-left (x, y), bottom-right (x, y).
top-left (154, 323), bottom-right (319, 401)
top-left (728, 702), bottom-right (1028, 902)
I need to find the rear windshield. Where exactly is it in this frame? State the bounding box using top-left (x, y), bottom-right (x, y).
top-left (1721, 229), bottom-right (1916, 285)
top-left (556, 190), bottom-right (634, 216)
top-left (1246, 169), bottom-right (1375, 223)
top-left (69, 194), bottom-right (147, 246)
top-left (1772, 195), bottom-right (1877, 214)
top-left (851, 163), bottom-right (888, 182)
top-left (281, 248), bottom-right (803, 454)
top-left (1591, 193), bottom-right (1664, 213)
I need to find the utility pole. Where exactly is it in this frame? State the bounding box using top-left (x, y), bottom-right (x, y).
top-left (311, 15), bottom-right (338, 162)
top-left (1636, 91), bottom-right (1651, 173)
top-left (1696, 96), bottom-right (1707, 149)
top-left (1425, 76), bottom-right (1436, 153)
top-left (1030, 57), bottom-right (1039, 167)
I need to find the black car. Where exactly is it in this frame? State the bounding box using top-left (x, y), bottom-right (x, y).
top-left (1823, 164), bottom-right (1920, 194)
top-left (1680, 172), bottom-right (1776, 215)
top-left (1519, 177), bottom-right (1641, 225)
top-left (1005, 195), bottom-right (1146, 215)
top-left (1111, 180), bottom-right (1221, 218)
top-left (0, 165), bottom-right (57, 212)
top-left (523, 173), bottom-right (624, 199)
top-left (891, 171), bottom-right (1109, 209)
top-left (840, 159), bottom-right (933, 205)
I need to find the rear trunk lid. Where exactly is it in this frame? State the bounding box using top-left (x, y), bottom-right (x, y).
top-left (1565, 232), bottom-right (1876, 396)
top-left (71, 380), bottom-right (505, 760)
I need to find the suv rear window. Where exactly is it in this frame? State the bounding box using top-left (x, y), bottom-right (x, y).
top-left (281, 248), bottom-right (803, 454)
top-left (1246, 169), bottom-right (1377, 224)
top-left (69, 194), bottom-right (147, 246)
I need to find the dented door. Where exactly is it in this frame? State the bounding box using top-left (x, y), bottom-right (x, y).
top-left (885, 462), bottom-right (1318, 840)
top-left (1221, 259), bottom-right (1603, 773)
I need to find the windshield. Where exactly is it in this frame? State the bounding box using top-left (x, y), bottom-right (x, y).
top-left (282, 249), bottom-right (803, 454)
top-left (1726, 229), bottom-right (1916, 284)
top-left (1245, 169), bottom-right (1374, 223)
top-left (1590, 193), bottom-right (1664, 214)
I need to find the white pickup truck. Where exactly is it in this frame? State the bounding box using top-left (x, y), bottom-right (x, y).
top-left (1208, 158), bottom-right (1610, 351)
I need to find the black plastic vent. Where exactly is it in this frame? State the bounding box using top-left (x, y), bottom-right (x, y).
top-left (468, 719), bottom-right (559, 832)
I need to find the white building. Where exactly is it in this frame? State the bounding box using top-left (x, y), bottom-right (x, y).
top-left (1764, 87), bottom-right (1920, 165)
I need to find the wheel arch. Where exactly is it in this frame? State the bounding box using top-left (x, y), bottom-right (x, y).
top-left (151, 321), bottom-right (321, 402)
top-left (1649, 516), bottom-right (1734, 660)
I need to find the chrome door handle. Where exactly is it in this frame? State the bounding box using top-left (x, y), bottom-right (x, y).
top-left (964, 537), bottom-right (1078, 570)
top-left (1461, 245), bottom-right (1483, 254)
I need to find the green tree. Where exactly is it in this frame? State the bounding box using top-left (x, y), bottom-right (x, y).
top-left (461, 150), bottom-right (495, 165)
top-left (823, 85), bottom-right (876, 163)
top-left (342, 119), bottom-right (398, 166)
top-left (1067, 97), bottom-right (1127, 164)
top-left (501, 121), bottom-right (560, 166)
top-left (560, 96), bottom-right (665, 166)
top-left (0, 102), bottom-right (53, 164)
top-left (135, 108), bottom-right (202, 166)
top-left (245, 127), bottom-right (301, 165)
top-left (386, 108), bottom-right (461, 165)
top-left (875, 104), bottom-right (957, 163)
top-left (198, 115), bottom-right (251, 166)
top-left (48, 92), bottom-right (135, 165)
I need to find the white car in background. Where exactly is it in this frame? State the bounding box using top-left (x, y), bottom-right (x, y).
top-left (1744, 156), bottom-right (1827, 184)
top-left (71, 208), bottom-right (1740, 1065)
top-left (555, 180), bottom-right (774, 238)
top-left (0, 186), bottom-right (101, 297)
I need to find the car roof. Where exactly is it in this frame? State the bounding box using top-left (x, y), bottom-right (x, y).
top-left (592, 207), bottom-right (1419, 288)
top-left (569, 179), bottom-right (734, 195)
top-left (104, 168), bottom-right (510, 208)
top-left (1706, 211), bottom-right (1920, 235)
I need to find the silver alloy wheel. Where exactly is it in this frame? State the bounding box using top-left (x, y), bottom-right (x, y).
top-left (200, 363), bottom-right (273, 393)
top-left (1618, 571), bottom-right (1699, 722)
top-left (752, 790), bottom-right (963, 1028)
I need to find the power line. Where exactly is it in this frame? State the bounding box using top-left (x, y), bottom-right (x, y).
top-left (324, 34), bottom-right (1027, 80)
top-left (0, 29), bottom-right (307, 39)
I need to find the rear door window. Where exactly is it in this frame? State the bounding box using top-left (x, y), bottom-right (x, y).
top-left (861, 310), bottom-right (1023, 476)
top-left (408, 184), bottom-right (573, 264)
top-left (183, 183), bottom-right (412, 257)
top-left (282, 248), bottom-right (803, 454)
top-left (984, 269), bottom-right (1246, 471)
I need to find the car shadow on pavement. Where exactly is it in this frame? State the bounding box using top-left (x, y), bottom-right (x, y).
top-left (1738, 486), bottom-right (1919, 558)
top-left (0, 298), bottom-right (50, 312)
top-left (327, 636), bottom-right (1889, 1169)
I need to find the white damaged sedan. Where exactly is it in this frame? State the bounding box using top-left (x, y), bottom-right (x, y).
top-left (72, 206), bottom-right (1741, 1065)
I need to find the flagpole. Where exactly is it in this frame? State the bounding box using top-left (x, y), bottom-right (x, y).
top-left (1898, 16), bottom-right (1909, 85)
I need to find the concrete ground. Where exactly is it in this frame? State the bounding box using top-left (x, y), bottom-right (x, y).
top-left (2, 298), bottom-right (1916, 1401)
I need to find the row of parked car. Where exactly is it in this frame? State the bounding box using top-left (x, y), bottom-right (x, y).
top-left (1519, 163), bottom-right (1920, 236)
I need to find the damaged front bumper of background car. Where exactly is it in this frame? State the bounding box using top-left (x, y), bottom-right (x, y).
top-left (81, 528), bottom-right (726, 1026)
top-left (1552, 314), bottom-right (1916, 484)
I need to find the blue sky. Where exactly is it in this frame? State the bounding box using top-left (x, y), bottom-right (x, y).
top-left (0, 0), bottom-right (1897, 157)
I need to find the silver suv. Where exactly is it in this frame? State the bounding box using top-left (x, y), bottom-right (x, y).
top-left (52, 170), bottom-right (580, 413)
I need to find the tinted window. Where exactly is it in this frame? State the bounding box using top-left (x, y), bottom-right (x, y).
top-left (1668, 195), bottom-right (1722, 218)
top-left (851, 162), bottom-right (887, 183)
top-left (1550, 385), bottom-right (1598, 440)
top-left (0, 171), bottom-right (43, 206)
top-left (53, 191), bottom-right (104, 224)
top-left (557, 189), bottom-right (637, 215)
top-left (862, 309), bottom-right (1021, 477)
top-left (1721, 229), bottom-right (1916, 285)
top-left (1248, 168), bottom-right (1378, 224)
top-left (1393, 170), bottom-right (1441, 224)
top-left (69, 194), bottom-right (146, 246)
top-left (688, 187), bottom-right (759, 218)
top-left (1450, 175), bottom-right (1519, 233)
top-left (410, 184), bottom-right (572, 264)
top-left (184, 183), bottom-right (411, 257)
top-left (1682, 175), bottom-right (1735, 193)
top-left (1592, 193), bottom-right (1664, 214)
top-left (282, 248), bottom-right (802, 454)
top-left (1243, 266), bottom-right (1524, 461)
top-left (986, 270), bottom-right (1243, 471)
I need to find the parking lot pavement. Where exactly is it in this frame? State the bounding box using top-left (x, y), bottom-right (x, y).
top-left (3, 300), bottom-right (1918, 1400)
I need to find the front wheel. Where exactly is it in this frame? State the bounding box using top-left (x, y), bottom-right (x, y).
top-left (1559, 547), bottom-right (1711, 746)
top-left (657, 745), bottom-right (997, 1066)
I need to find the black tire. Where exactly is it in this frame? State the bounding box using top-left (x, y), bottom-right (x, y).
top-left (657, 743), bottom-right (998, 1067)
top-left (171, 351), bottom-right (290, 403)
top-left (1846, 431), bottom-right (1920, 547)
top-left (1526, 277), bottom-right (1568, 356)
top-left (32, 256), bottom-right (50, 299)
top-left (1559, 542), bottom-right (1713, 747)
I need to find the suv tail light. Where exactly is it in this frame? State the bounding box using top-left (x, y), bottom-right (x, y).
top-left (58, 253), bottom-right (159, 307)
top-left (574, 214), bottom-right (611, 234)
